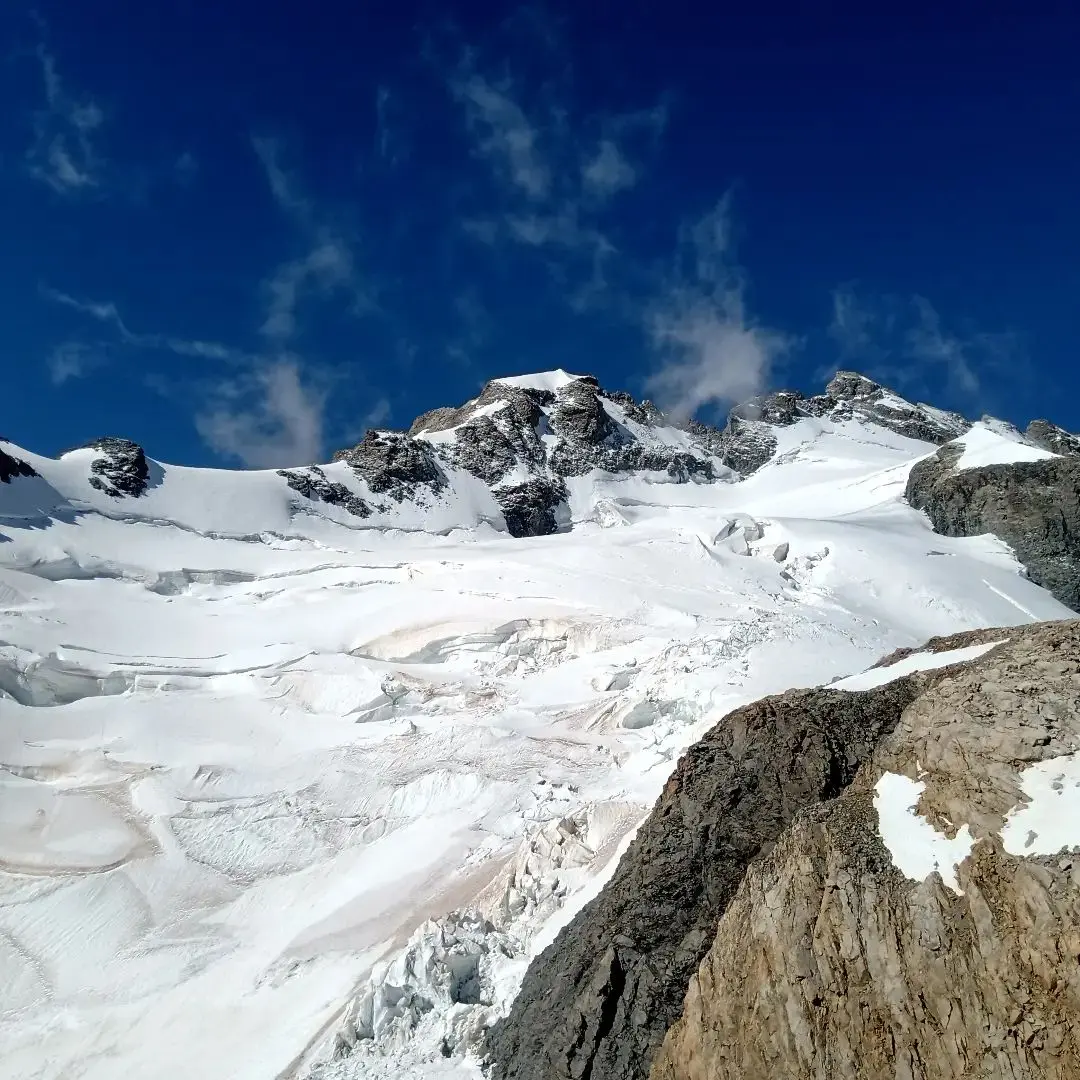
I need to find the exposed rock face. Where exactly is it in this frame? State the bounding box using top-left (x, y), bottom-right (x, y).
top-left (333, 430), bottom-right (447, 501)
top-left (344, 374), bottom-right (736, 537)
top-left (353, 369), bottom-right (967, 540)
top-left (496, 478), bottom-right (568, 539)
top-left (0, 447), bottom-right (37, 485)
top-left (277, 466), bottom-right (372, 518)
top-left (488, 621), bottom-right (1080, 1080)
top-left (712, 372), bottom-right (969, 477)
top-left (804, 371), bottom-right (969, 445)
top-left (485, 677), bottom-right (924, 1080)
top-left (82, 437), bottom-right (150, 498)
top-left (1026, 419), bottom-right (1080, 456)
top-left (906, 446), bottom-right (1080, 611)
top-left (651, 619), bottom-right (1080, 1080)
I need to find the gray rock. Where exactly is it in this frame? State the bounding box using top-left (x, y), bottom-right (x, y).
top-left (359, 375), bottom-right (729, 535)
top-left (80, 437), bottom-right (150, 498)
top-left (603, 390), bottom-right (665, 428)
top-left (711, 373), bottom-right (968, 480)
top-left (277, 467), bottom-right (371, 518)
top-left (333, 430), bottom-right (447, 501)
top-left (495, 478), bottom-right (568, 538)
top-left (651, 620), bottom-right (1080, 1080)
top-left (0, 448), bottom-right (37, 485)
top-left (717, 417), bottom-right (779, 476)
top-left (1026, 419), bottom-right (1080, 456)
top-left (906, 447), bottom-right (1080, 611)
top-left (437, 413), bottom-right (546, 487)
top-left (806, 371), bottom-right (970, 446)
top-left (728, 389), bottom-right (803, 426)
top-left (772, 541), bottom-right (789, 562)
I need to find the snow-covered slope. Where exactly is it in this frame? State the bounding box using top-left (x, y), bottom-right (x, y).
top-left (0, 372), bottom-right (1072, 1080)
top-left (949, 417), bottom-right (1059, 470)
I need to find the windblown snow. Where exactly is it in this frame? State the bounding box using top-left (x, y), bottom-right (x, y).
top-left (0, 382), bottom-right (1071, 1080)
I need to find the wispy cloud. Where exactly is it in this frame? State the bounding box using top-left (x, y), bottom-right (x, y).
top-left (195, 359), bottom-right (327, 468)
top-left (261, 239), bottom-right (358, 342)
top-left (42, 287), bottom-right (133, 336)
top-left (581, 105), bottom-right (666, 203)
top-left (644, 195), bottom-right (792, 419)
top-left (454, 73), bottom-right (552, 200)
top-left (252, 136), bottom-right (312, 223)
top-left (252, 137), bottom-right (367, 345)
top-left (41, 135), bottom-right (370, 468)
top-left (47, 341), bottom-right (104, 385)
top-left (42, 286), bottom-right (246, 363)
top-left (448, 44), bottom-right (665, 311)
top-left (27, 43), bottom-right (106, 195)
top-left (906, 296), bottom-right (982, 398)
top-left (581, 140), bottom-right (636, 199)
top-left (828, 285), bottom-right (1021, 404)
top-left (44, 283), bottom-right (342, 467)
top-left (374, 85), bottom-right (408, 166)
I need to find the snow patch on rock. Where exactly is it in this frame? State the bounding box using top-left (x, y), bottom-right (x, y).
top-left (1000, 753), bottom-right (1080, 857)
top-left (873, 772), bottom-right (975, 894)
top-left (833, 640), bottom-right (1007, 692)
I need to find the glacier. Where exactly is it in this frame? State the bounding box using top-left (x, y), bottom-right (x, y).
top-left (0, 372), bottom-right (1071, 1080)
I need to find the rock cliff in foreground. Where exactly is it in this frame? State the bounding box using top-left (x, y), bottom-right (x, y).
top-left (485, 619), bottom-right (1080, 1080)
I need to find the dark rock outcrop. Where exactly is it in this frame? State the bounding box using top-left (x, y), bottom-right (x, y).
top-left (805, 371), bottom-right (969, 445)
top-left (315, 370), bottom-right (977, 537)
top-left (495, 478), bottom-right (568, 538)
top-left (1026, 419), bottom-right (1080, 456)
top-left (438, 412), bottom-right (546, 487)
top-left (906, 447), bottom-right (1080, 611)
top-left (277, 467), bottom-right (371, 518)
top-left (485, 676), bottom-right (925, 1080)
top-left (650, 619), bottom-right (1080, 1080)
top-left (0, 447), bottom-right (37, 485)
top-left (333, 430), bottom-right (447, 501)
top-left (712, 372), bottom-right (969, 478)
top-left (368, 374), bottom-right (731, 534)
top-left (81, 437), bottom-right (149, 498)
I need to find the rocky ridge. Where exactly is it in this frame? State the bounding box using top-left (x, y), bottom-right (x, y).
top-left (486, 620), bottom-right (1080, 1080)
top-left (0, 447), bottom-right (37, 485)
top-left (316, 370), bottom-right (974, 536)
top-left (484, 663), bottom-right (923, 1080)
top-left (12, 370), bottom-right (1080, 554)
top-left (1026, 419), bottom-right (1080, 456)
top-left (721, 370), bottom-right (969, 474)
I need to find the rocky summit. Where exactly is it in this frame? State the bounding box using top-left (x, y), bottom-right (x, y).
top-left (275, 368), bottom-right (974, 536)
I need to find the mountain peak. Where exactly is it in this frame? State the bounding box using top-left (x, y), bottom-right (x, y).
top-left (490, 369), bottom-right (594, 394)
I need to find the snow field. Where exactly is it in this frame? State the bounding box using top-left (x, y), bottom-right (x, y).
top-left (0, 409), bottom-right (1073, 1079)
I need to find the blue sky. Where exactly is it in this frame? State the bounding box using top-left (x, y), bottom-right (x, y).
top-left (3, 4), bottom-right (1079, 467)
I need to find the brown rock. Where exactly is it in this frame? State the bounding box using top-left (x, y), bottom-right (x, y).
top-left (651, 619), bottom-right (1080, 1080)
